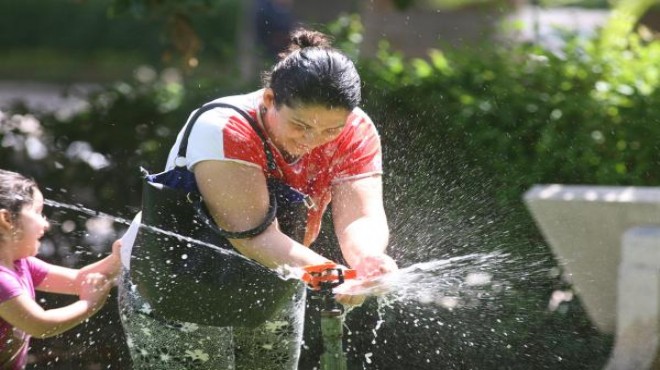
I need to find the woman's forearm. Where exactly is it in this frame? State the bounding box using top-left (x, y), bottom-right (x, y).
top-left (337, 216), bottom-right (390, 268)
top-left (230, 224), bottom-right (330, 269)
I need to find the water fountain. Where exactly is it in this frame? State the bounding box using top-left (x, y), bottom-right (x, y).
top-left (524, 184), bottom-right (660, 370)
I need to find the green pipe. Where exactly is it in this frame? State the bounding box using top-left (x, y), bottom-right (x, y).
top-left (320, 307), bottom-right (347, 370)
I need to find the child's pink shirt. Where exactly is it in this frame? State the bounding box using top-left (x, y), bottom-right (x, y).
top-left (0, 257), bottom-right (50, 370)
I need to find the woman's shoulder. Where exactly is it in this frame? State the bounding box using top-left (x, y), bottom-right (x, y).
top-left (191, 90), bottom-right (261, 132)
top-left (339, 107), bottom-right (379, 142)
top-left (347, 107), bottom-right (377, 131)
top-left (349, 106), bottom-right (372, 122)
top-left (203, 90), bottom-right (262, 117)
top-left (182, 90), bottom-right (267, 169)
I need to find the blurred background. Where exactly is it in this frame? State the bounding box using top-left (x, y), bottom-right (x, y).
top-left (1, 0), bottom-right (659, 369)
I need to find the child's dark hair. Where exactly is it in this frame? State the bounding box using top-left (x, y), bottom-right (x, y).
top-left (262, 27), bottom-right (361, 110)
top-left (0, 169), bottom-right (37, 221)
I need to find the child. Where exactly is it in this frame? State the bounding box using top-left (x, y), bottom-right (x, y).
top-left (0, 169), bottom-right (121, 369)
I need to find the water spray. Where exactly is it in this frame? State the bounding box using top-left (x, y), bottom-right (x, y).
top-left (302, 262), bottom-right (357, 370)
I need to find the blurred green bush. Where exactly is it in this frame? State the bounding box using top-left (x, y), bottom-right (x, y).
top-left (0, 0), bottom-right (239, 81)
top-left (361, 24), bottom-right (660, 206)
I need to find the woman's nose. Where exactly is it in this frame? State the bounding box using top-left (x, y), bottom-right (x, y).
top-left (302, 131), bottom-right (322, 145)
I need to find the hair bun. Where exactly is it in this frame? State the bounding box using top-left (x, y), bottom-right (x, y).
top-left (279, 28), bottom-right (332, 58)
top-left (265, 27), bottom-right (361, 110)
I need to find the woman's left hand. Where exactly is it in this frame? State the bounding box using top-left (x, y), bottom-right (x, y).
top-left (334, 254), bottom-right (398, 307)
top-left (353, 254), bottom-right (398, 279)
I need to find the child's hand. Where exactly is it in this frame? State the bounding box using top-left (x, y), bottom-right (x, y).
top-left (108, 239), bottom-right (122, 280)
top-left (79, 272), bottom-right (113, 310)
top-left (111, 239), bottom-right (122, 262)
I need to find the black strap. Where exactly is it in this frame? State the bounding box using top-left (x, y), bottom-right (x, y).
top-left (193, 195), bottom-right (276, 239)
top-left (177, 102), bottom-right (277, 172)
top-left (176, 101), bottom-right (279, 239)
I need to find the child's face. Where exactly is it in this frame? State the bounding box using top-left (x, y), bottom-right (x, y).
top-left (13, 189), bottom-right (49, 258)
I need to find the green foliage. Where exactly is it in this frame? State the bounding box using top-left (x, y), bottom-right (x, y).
top-left (361, 25), bottom-right (660, 206)
top-left (0, 49), bottom-right (147, 83)
top-left (535, 0), bottom-right (610, 8)
top-left (392, 0), bottom-right (417, 10)
top-left (109, 0), bottom-right (237, 18)
top-left (0, 0), bottom-right (163, 55)
top-left (0, 0), bottom-right (240, 80)
top-left (323, 13), bottom-right (365, 61)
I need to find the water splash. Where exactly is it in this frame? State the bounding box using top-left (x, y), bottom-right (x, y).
top-left (45, 199), bottom-right (237, 256)
top-left (45, 198), bottom-right (133, 226)
top-left (334, 252), bottom-right (512, 310)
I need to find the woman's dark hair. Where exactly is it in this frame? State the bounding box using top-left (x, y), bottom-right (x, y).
top-left (262, 28), bottom-right (361, 110)
top-left (0, 169), bottom-right (37, 221)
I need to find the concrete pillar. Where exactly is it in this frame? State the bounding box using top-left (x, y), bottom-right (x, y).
top-left (605, 226), bottom-right (660, 370)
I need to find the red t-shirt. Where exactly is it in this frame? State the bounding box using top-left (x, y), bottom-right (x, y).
top-left (166, 90), bottom-right (382, 245)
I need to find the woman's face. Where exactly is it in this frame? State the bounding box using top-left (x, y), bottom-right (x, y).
top-left (12, 189), bottom-right (49, 258)
top-left (262, 91), bottom-right (351, 158)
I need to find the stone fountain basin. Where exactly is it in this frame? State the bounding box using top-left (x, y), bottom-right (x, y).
top-left (524, 184), bottom-right (660, 334)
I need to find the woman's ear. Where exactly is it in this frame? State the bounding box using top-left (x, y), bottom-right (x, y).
top-left (262, 88), bottom-right (275, 110)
